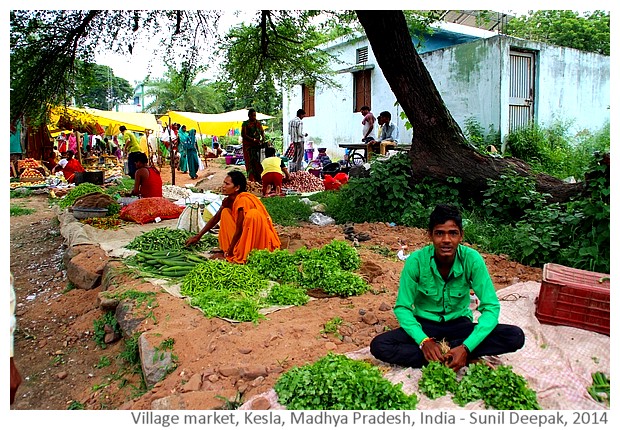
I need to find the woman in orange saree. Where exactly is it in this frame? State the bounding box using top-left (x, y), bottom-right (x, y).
top-left (185, 170), bottom-right (280, 263)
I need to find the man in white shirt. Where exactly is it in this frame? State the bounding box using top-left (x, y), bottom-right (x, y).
top-left (287, 109), bottom-right (307, 173)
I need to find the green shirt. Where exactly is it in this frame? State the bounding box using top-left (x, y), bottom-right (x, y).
top-left (394, 244), bottom-right (500, 352)
top-left (123, 130), bottom-right (141, 153)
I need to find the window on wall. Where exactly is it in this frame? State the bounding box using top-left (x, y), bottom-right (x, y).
top-left (353, 69), bottom-right (371, 112)
top-left (302, 83), bottom-right (315, 117)
top-left (356, 47), bottom-right (368, 64)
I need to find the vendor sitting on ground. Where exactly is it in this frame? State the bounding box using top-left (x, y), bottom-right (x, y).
top-left (315, 147), bottom-right (332, 167)
top-left (260, 146), bottom-right (290, 197)
top-left (185, 170), bottom-right (281, 264)
top-left (128, 152), bottom-right (163, 198)
top-left (369, 203), bottom-right (525, 372)
top-left (52, 150), bottom-right (85, 183)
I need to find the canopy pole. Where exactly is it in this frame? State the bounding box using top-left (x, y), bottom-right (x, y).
top-left (197, 123), bottom-right (204, 158)
top-left (169, 114), bottom-right (175, 186)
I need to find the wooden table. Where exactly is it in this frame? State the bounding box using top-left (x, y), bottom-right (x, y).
top-left (338, 143), bottom-right (372, 165)
top-left (338, 143), bottom-right (412, 165)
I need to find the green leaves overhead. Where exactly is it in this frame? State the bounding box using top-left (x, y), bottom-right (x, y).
top-left (219, 11), bottom-right (342, 95)
top-left (505, 10), bottom-right (610, 55)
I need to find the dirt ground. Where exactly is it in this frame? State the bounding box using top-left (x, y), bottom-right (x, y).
top-left (9, 158), bottom-right (543, 410)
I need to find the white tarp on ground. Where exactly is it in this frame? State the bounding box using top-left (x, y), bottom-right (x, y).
top-left (239, 281), bottom-right (610, 411)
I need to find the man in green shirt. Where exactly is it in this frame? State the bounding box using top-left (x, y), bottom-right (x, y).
top-left (120, 125), bottom-right (141, 178)
top-left (370, 204), bottom-right (524, 372)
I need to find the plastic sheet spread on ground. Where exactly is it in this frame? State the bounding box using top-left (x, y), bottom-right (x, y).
top-left (61, 209), bottom-right (297, 320)
top-left (238, 281), bottom-right (609, 411)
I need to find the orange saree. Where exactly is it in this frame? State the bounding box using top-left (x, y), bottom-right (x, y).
top-left (218, 192), bottom-right (281, 263)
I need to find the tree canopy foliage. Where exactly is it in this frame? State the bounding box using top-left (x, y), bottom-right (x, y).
top-left (73, 62), bottom-right (134, 110)
top-left (144, 65), bottom-right (226, 114)
top-left (10, 9), bottom-right (221, 124)
top-left (505, 10), bottom-right (610, 55)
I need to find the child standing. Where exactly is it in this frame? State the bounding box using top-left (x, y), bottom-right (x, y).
top-left (261, 146), bottom-right (290, 197)
top-left (304, 139), bottom-right (314, 163)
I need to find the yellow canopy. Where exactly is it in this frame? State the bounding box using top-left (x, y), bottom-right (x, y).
top-left (84, 108), bottom-right (158, 133)
top-left (48, 106), bottom-right (101, 135)
top-left (165, 109), bottom-right (274, 137)
top-left (49, 106), bottom-right (158, 136)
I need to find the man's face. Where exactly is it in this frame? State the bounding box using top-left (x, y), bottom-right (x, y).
top-left (429, 220), bottom-right (463, 260)
top-left (360, 108), bottom-right (368, 116)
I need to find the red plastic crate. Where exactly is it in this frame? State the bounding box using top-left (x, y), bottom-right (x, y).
top-left (535, 263), bottom-right (610, 335)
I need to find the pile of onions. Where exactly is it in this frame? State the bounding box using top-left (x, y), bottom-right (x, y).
top-left (286, 171), bottom-right (325, 193)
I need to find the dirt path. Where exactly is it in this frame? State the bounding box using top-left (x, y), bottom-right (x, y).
top-left (10, 159), bottom-right (543, 410)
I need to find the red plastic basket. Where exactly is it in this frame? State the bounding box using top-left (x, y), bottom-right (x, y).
top-left (535, 263), bottom-right (610, 335)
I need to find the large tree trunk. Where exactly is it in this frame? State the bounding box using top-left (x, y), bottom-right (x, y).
top-left (355, 10), bottom-right (582, 203)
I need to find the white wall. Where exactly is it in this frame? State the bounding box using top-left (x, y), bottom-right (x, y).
top-left (283, 34), bottom-right (610, 158)
top-left (509, 37), bottom-right (610, 134)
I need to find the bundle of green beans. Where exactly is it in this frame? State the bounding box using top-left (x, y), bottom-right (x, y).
top-left (126, 227), bottom-right (217, 252)
top-left (588, 371), bottom-right (610, 404)
top-left (134, 250), bottom-right (209, 278)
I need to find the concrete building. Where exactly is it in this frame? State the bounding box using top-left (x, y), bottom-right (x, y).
top-left (282, 21), bottom-right (610, 159)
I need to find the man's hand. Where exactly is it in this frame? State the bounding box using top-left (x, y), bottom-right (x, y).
top-left (420, 339), bottom-right (444, 363)
top-left (445, 344), bottom-right (468, 372)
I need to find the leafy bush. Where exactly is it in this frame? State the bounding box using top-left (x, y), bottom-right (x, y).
top-left (481, 168), bottom-right (547, 223)
top-left (505, 120), bottom-right (610, 180)
top-left (274, 352), bottom-right (418, 409)
top-left (464, 116), bottom-right (500, 152)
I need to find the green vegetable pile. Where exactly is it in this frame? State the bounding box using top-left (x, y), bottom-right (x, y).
top-left (418, 361), bottom-right (458, 399)
top-left (58, 183), bottom-right (104, 209)
top-left (125, 227), bottom-right (218, 252)
top-left (420, 362), bottom-right (541, 410)
top-left (132, 250), bottom-right (209, 278)
top-left (587, 371), bottom-right (610, 405)
top-left (125, 239), bottom-right (366, 323)
top-left (246, 240), bottom-right (368, 297)
top-left (274, 352), bottom-right (418, 410)
top-left (180, 259), bottom-right (303, 323)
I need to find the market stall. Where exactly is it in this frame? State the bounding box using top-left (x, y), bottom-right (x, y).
top-left (165, 109), bottom-right (274, 137)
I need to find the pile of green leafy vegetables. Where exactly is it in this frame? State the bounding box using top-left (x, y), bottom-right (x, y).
top-left (420, 361), bottom-right (541, 410)
top-left (177, 240), bottom-right (368, 323)
top-left (274, 352), bottom-right (418, 410)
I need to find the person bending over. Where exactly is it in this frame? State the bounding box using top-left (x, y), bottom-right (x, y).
top-left (185, 170), bottom-right (281, 263)
top-left (369, 204), bottom-right (525, 372)
top-left (261, 146), bottom-right (289, 197)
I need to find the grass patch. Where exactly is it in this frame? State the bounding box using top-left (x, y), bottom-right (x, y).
top-left (10, 188), bottom-right (33, 198)
top-left (261, 195), bottom-right (313, 226)
top-left (10, 204), bottom-right (35, 216)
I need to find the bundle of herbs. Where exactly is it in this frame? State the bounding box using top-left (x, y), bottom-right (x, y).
top-left (246, 240), bottom-right (368, 297)
top-left (420, 361), bottom-right (541, 410)
top-left (275, 352), bottom-right (418, 410)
